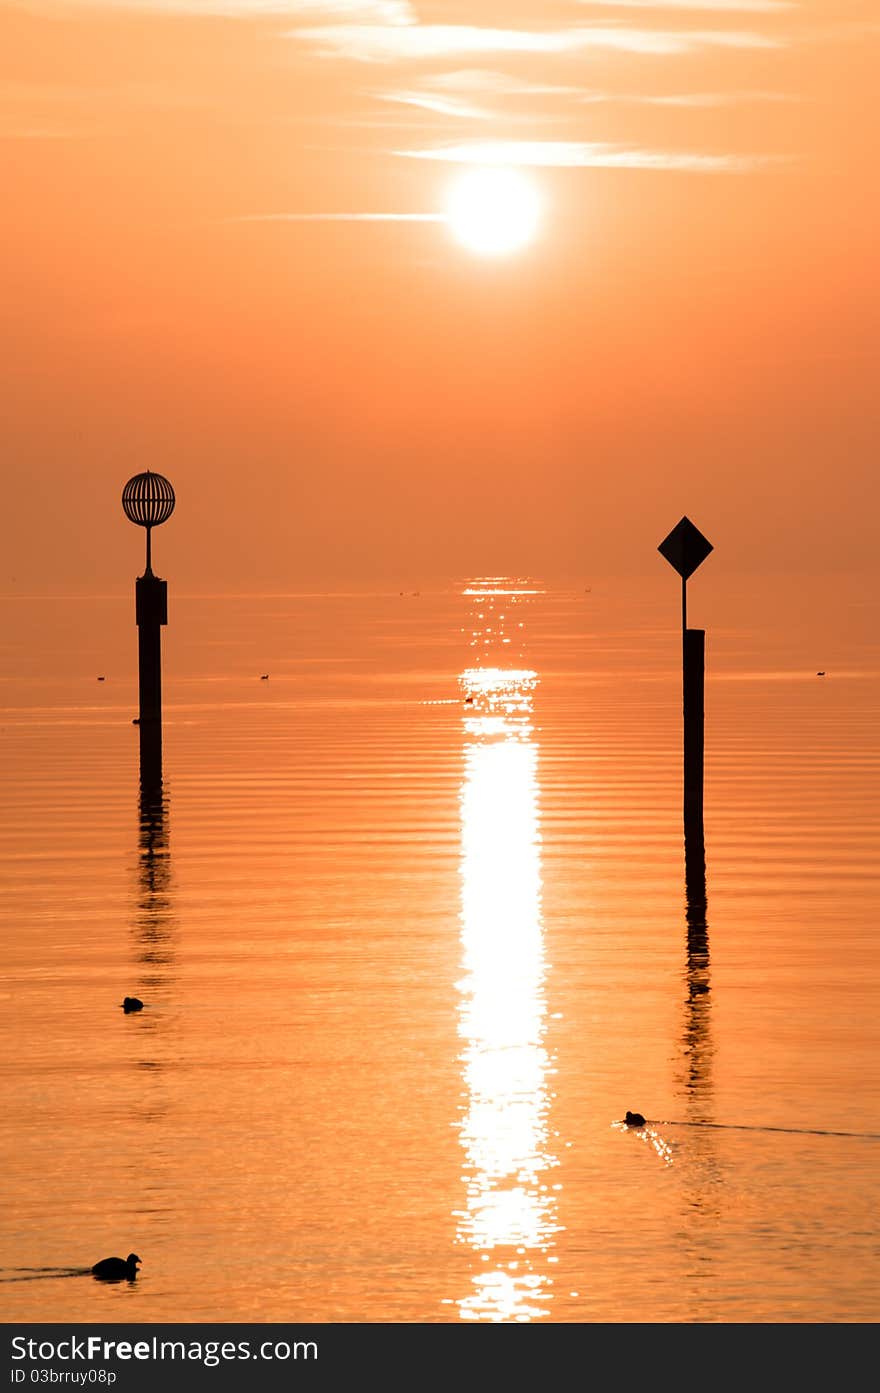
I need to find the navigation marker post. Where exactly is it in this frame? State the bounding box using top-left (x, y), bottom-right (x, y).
top-left (122, 471), bottom-right (176, 791)
top-left (658, 516), bottom-right (713, 826)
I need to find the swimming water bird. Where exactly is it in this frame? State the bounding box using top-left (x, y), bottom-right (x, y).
top-left (260, 674), bottom-right (269, 680)
top-left (121, 997), bottom-right (144, 1013)
top-left (817, 671), bottom-right (826, 677)
top-left (625, 1111), bottom-right (647, 1127)
top-left (91, 1254), bottom-right (141, 1281)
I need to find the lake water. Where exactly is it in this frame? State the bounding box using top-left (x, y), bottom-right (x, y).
top-left (1, 575), bottom-right (878, 1323)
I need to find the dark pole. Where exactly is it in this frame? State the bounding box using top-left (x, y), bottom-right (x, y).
top-left (122, 472), bottom-right (175, 794)
top-left (135, 567), bottom-right (167, 789)
top-left (683, 627), bottom-right (705, 826)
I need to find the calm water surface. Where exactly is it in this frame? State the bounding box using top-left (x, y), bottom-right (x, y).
top-left (1, 577), bottom-right (878, 1322)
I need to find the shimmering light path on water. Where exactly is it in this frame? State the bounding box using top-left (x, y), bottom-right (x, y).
top-left (1, 577), bottom-right (878, 1321)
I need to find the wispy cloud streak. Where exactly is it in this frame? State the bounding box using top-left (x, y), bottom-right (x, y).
top-left (395, 140), bottom-right (778, 172)
top-left (579, 89), bottom-right (796, 106)
top-left (229, 211), bottom-right (444, 221)
top-left (426, 70), bottom-right (585, 99)
top-left (0, 127), bottom-right (87, 140)
top-left (377, 90), bottom-right (491, 121)
top-left (25, 1), bottom-right (415, 15)
top-left (578, 0), bottom-right (793, 12)
top-left (290, 25), bottom-right (781, 62)
top-left (373, 70), bottom-right (794, 116)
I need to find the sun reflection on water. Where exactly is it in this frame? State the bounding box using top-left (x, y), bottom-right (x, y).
top-left (455, 589), bottom-right (560, 1322)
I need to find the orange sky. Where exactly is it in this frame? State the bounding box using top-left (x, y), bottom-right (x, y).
top-left (2, 1), bottom-right (878, 591)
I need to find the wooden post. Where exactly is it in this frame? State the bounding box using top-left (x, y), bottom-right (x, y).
top-left (683, 627), bottom-right (704, 826)
top-left (135, 570), bottom-right (167, 790)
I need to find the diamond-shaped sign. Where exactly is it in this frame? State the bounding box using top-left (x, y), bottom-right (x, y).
top-left (658, 517), bottom-right (713, 580)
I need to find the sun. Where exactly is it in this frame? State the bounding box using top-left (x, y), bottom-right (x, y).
top-left (446, 167), bottom-right (541, 257)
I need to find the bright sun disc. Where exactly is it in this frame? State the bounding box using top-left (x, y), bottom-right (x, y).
top-left (447, 167), bottom-right (540, 257)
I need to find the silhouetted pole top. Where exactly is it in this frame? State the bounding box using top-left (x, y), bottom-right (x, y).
top-left (658, 515), bottom-right (713, 633)
top-left (658, 515), bottom-right (713, 826)
top-left (122, 471), bottom-right (175, 575)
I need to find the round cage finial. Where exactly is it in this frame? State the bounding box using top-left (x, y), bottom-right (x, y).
top-left (122, 471), bottom-right (175, 573)
top-left (122, 471), bottom-right (175, 528)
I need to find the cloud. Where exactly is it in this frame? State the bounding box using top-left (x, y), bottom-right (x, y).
top-left (376, 90), bottom-right (492, 121)
top-left (14, 1), bottom-right (415, 16)
top-left (422, 70), bottom-right (586, 100)
top-left (290, 0), bottom-right (411, 15)
top-left (371, 71), bottom-right (795, 117)
top-left (0, 127), bottom-right (86, 139)
top-left (229, 211), bottom-right (443, 221)
top-left (577, 0), bottom-right (793, 11)
top-left (579, 89), bottom-right (796, 106)
top-left (394, 140), bottom-right (776, 172)
top-left (289, 24), bottom-right (781, 63)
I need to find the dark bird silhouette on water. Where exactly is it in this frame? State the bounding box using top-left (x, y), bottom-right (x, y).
top-left (121, 997), bottom-right (143, 1013)
top-left (260, 674), bottom-right (269, 680)
top-left (91, 1254), bottom-right (141, 1281)
top-left (625, 1111), bottom-right (646, 1127)
top-left (817, 671), bottom-right (826, 677)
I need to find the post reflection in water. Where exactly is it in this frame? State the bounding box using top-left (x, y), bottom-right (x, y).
top-left (130, 786), bottom-right (177, 1090)
top-left (678, 817), bottom-right (722, 1269)
top-left (454, 583), bottom-right (560, 1322)
top-left (126, 788), bottom-right (178, 1164)
top-left (135, 785), bottom-right (175, 976)
top-left (682, 820), bottom-right (713, 1101)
